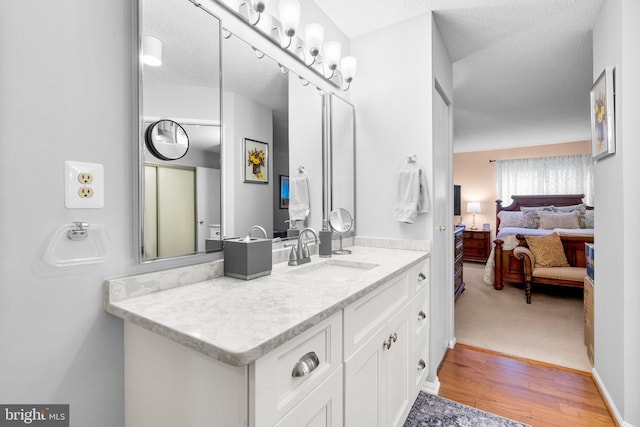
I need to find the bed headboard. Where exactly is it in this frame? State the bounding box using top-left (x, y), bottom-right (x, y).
top-left (495, 194), bottom-right (593, 230)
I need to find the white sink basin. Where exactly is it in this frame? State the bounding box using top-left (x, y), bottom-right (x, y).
top-left (287, 259), bottom-right (379, 279)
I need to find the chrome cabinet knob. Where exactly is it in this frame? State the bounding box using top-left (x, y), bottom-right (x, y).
top-left (418, 272), bottom-right (426, 281)
top-left (292, 352), bottom-right (320, 377)
top-left (417, 359), bottom-right (426, 370)
top-left (417, 310), bottom-right (426, 320)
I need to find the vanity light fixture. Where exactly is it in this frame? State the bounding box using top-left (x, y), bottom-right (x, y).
top-left (239, 0), bottom-right (269, 26)
top-left (142, 35), bottom-right (162, 67)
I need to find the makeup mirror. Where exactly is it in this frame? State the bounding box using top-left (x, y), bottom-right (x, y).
top-left (329, 208), bottom-right (353, 255)
top-left (145, 119), bottom-right (190, 160)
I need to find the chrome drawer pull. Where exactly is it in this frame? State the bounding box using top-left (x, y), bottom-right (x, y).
top-left (417, 310), bottom-right (426, 320)
top-left (292, 352), bottom-right (320, 377)
top-left (392, 333), bottom-right (397, 343)
top-left (417, 359), bottom-right (426, 371)
top-left (418, 272), bottom-right (426, 281)
top-left (383, 338), bottom-right (392, 350)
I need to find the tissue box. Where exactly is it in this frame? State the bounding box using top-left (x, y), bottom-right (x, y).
top-left (224, 237), bottom-right (272, 280)
top-left (585, 243), bottom-right (594, 280)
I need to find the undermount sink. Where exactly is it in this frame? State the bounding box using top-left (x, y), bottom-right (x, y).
top-left (287, 259), bottom-right (379, 279)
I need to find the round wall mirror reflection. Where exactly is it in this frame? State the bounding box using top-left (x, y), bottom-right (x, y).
top-left (145, 119), bottom-right (190, 161)
top-left (329, 208), bottom-right (353, 255)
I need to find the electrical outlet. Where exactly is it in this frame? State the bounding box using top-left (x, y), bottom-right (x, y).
top-left (78, 173), bottom-right (93, 184)
top-left (65, 161), bottom-right (104, 208)
top-left (77, 187), bottom-right (94, 198)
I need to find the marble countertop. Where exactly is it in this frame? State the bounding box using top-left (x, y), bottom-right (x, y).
top-left (105, 244), bottom-right (428, 366)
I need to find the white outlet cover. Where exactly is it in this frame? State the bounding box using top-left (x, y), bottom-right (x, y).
top-left (65, 161), bottom-right (104, 208)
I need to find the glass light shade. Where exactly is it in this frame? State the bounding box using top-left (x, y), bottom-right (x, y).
top-left (279, 0), bottom-right (300, 37)
top-left (340, 56), bottom-right (357, 82)
top-left (466, 202), bottom-right (481, 214)
top-left (305, 23), bottom-right (324, 57)
top-left (252, 0), bottom-right (269, 13)
top-left (142, 35), bottom-right (162, 67)
top-left (323, 41), bottom-right (341, 70)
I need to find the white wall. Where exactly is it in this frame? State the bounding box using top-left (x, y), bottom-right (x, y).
top-left (351, 14), bottom-right (433, 241)
top-left (620, 2), bottom-right (640, 424)
top-left (592, 0), bottom-right (640, 425)
top-left (351, 13), bottom-right (454, 387)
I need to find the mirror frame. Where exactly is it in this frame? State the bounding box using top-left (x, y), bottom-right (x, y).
top-left (135, 0), bottom-right (224, 263)
top-left (145, 119), bottom-right (190, 161)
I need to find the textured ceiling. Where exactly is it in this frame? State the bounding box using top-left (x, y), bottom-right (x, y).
top-left (313, 0), bottom-right (605, 151)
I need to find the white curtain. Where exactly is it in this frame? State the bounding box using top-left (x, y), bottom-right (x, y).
top-left (496, 154), bottom-right (594, 206)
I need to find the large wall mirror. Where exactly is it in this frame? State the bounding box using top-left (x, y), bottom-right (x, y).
top-left (138, 0), bottom-right (222, 261)
top-left (222, 32), bottom-right (325, 240)
top-left (329, 94), bottom-right (356, 234)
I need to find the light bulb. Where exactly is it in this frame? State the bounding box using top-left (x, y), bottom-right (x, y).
top-left (341, 56), bottom-right (357, 82)
top-left (323, 41), bottom-right (341, 70)
top-left (305, 23), bottom-right (324, 57)
top-left (279, 0), bottom-right (300, 37)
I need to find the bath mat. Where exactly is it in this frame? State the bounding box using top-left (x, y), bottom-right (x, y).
top-left (404, 392), bottom-right (530, 427)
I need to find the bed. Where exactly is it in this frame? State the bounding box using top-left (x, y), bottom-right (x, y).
top-left (483, 194), bottom-right (594, 290)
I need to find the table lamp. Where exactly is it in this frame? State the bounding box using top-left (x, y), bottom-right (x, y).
top-left (466, 202), bottom-right (481, 230)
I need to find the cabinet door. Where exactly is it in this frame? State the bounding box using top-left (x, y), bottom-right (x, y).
top-left (344, 308), bottom-right (411, 427)
top-left (344, 326), bottom-right (387, 426)
top-left (384, 309), bottom-right (411, 427)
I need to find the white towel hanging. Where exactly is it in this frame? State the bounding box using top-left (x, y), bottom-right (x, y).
top-left (289, 168), bottom-right (310, 221)
top-left (393, 160), bottom-right (430, 223)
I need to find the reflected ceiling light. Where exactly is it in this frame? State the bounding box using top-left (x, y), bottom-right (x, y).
top-left (142, 35), bottom-right (162, 67)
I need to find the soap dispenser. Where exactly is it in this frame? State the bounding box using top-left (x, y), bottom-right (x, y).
top-left (319, 220), bottom-right (333, 258)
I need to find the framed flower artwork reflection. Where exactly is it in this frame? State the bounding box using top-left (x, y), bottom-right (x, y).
top-left (590, 67), bottom-right (615, 160)
top-left (243, 138), bottom-right (269, 184)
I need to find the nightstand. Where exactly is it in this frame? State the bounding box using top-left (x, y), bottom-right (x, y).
top-left (462, 229), bottom-right (491, 262)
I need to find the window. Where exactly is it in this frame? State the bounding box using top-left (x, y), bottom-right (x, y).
top-left (496, 154), bottom-right (594, 205)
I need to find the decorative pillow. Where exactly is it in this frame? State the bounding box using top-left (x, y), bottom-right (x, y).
top-left (583, 210), bottom-right (594, 228)
top-left (497, 211), bottom-right (524, 229)
top-left (538, 211), bottom-right (580, 229)
top-left (524, 233), bottom-right (570, 268)
top-left (521, 206), bottom-right (553, 229)
top-left (552, 204), bottom-right (587, 215)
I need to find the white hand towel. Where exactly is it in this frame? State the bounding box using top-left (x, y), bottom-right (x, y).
top-left (289, 172), bottom-right (310, 221)
top-left (393, 162), bottom-right (430, 223)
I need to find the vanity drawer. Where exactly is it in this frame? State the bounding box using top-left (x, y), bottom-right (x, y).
top-left (344, 273), bottom-right (410, 360)
top-left (412, 288), bottom-right (429, 341)
top-left (412, 260), bottom-right (429, 296)
top-left (251, 311), bottom-right (343, 427)
top-left (411, 336), bottom-right (429, 395)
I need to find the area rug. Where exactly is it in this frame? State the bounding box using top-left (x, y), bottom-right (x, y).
top-left (403, 392), bottom-right (530, 427)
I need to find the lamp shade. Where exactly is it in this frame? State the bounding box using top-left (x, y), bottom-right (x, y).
top-left (341, 56), bottom-right (357, 82)
top-left (279, 0), bottom-right (300, 37)
top-left (142, 35), bottom-right (162, 67)
top-left (323, 41), bottom-right (341, 70)
top-left (466, 202), bottom-right (481, 214)
top-left (305, 23), bottom-right (324, 57)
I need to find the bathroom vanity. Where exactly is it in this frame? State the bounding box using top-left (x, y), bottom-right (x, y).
top-left (105, 242), bottom-right (429, 427)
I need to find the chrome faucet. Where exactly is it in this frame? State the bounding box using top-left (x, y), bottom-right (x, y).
top-left (288, 227), bottom-right (318, 266)
top-left (246, 225), bottom-right (268, 239)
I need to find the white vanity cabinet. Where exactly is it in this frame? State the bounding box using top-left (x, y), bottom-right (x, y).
top-left (124, 312), bottom-right (343, 427)
top-left (110, 249), bottom-right (430, 427)
top-left (344, 260), bottom-right (429, 427)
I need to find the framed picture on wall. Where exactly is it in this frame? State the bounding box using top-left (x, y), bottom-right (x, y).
top-left (590, 67), bottom-right (615, 160)
top-left (243, 138), bottom-right (269, 183)
top-left (279, 175), bottom-right (289, 209)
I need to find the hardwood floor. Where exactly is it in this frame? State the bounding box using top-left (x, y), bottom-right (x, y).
top-left (438, 344), bottom-right (616, 427)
